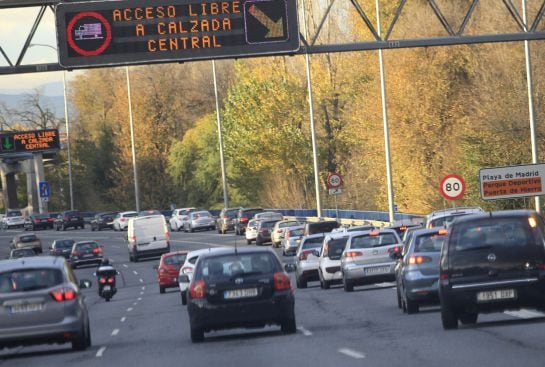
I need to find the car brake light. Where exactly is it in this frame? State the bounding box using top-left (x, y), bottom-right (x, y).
top-left (438, 229), bottom-right (448, 235)
top-left (159, 268), bottom-right (167, 274)
top-left (121, 218), bottom-right (126, 222)
top-left (273, 272), bottom-right (291, 291)
top-left (130, 236), bottom-right (136, 242)
top-left (369, 231), bottom-right (380, 236)
top-left (189, 280), bottom-right (206, 299)
top-left (388, 246), bottom-right (402, 253)
top-left (107, 277), bottom-right (115, 283)
top-left (400, 226), bottom-right (407, 231)
top-left (99, 278), bottom-right (106, 284)
top-left (93, 247), bottom-right (102, 254)
top-left (51, 288), bottom-right (76, 302)
top-left (409, 256), bottom-right (432, 264)
top-left (240, 217), bottom-right (249, 223)
top-left (344, 251), bottom-right (363, 258)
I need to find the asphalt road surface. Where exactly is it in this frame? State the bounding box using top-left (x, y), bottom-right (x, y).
top-left (1, 227), bottom-right (545, 366)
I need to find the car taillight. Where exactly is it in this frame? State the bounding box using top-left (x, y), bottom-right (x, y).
top-left (369, 231), bottom-right (380, 236)
top-left (182, 267), bottom-right (193, 275)
top-left (344, 251), bottom-right (363, 258)
top-left (439, 272), bottom-right (450, 286)
top-left (388, 246), bottom-right (402, 254)
top-left (93, 248), bottom-right (102, 254)
top-left (99, 277), bottom-right (106, 284)
top-left (107, 277), bottom-right (115, 284)
top-left (240, 217), bottom-right (249, 223)
top-left (64, 216), bottom-right (69, 221)
top-left (165, 232), bottom-right (170, 239)
top-left (273, 272), bottom-right (291, 291)
top-left (121, 218), bottom-right (126, 222)
top-left (159, 268), bottom-right (167, 274)
top-left (51, 288), bottom-right (76, 302)
top-left (409, 256), bottom-right (432, 265)
top-left (189, 279), bottom-right (206, 299)
top-left (130, 236), bottom-right (136, 242)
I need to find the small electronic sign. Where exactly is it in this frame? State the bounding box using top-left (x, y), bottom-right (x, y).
top-left (56, 0), bottom-right (300, 68)
top-left (0, 129), bottom-right (61, 154)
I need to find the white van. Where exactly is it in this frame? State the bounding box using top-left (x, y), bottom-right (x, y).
top-left (127, 215), bottom-right (170, 262)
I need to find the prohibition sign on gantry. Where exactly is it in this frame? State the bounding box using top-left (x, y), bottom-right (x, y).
top-left (56, 0), bottom-right (300, 68)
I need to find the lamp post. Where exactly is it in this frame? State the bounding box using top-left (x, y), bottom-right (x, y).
top-left (126, 66), bottom-right (141, 212)
top-left (28, 43), bottom-right (74, 210)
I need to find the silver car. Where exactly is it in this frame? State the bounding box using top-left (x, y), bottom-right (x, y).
top-left (281, 226), bottom-right (304, 256)
top-left (184, 211), bottom-right (215, 232)
top-left (271, 220), bottom-right (301, 247)
top-left (340, 229), bottom-right (403, 292)
top-left (295, 234), bottom-right (325, 288)
top-left (0, 256), bottom-right (92, 351)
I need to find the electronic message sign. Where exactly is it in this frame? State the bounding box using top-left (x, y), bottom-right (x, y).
top-left (0, 129), bottom-right (60, 154)
top-left (56, 0), bottom-right (300, 68)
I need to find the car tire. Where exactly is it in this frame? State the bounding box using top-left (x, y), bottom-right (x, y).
top-left (189, 226), bottom-right (194, 233)
top-left (281, 317), bottom-right (297, 334)
top-left (406, 297), bottom-right (419, 314)
top-left (459, 312), bottom-right (478, 325)
top-left (441, 303), bottom-right (459, 330)
top-left (343, 278), bottom-right (354, 292)
top-left (190, 325), bottom-right (204, 343)
top-left (56, 225), bottom-right (60, 231)
top-left (159, 286), bottom-right (165, 294)
top-left (62, 224), bottom-right (66, 231)
top-left (181, 291), bottom-right (187, 305)
top-left (296, 277), bottom-right (307, 289)
top-left (247, 239), bottom-right (252, 245)
top-left (72, 323), bottom-right (89, 351)
top-left (322, 278), bottom-right (330, 290)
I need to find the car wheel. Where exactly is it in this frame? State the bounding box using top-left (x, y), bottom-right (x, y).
top-left (343, 278), bottom-right (354, 292)
top-left (247, 239), bottom-right (252, 245)
top-left (189, 226), bottom-right (194, 233)
top-left (91, 226), bottom-right (95, 231)
top-left (459, 312), bottom-right (478, 325)
top-left (296, 276), bottom-right (307, 289)
top-left (190, 325), bottom-right (204, 343)
top-left (72, 323), bottom-right (89, 351)
top-left (281, 317), bottom-right (297, 334)
top-left (406, 297), bottom-right (419, 314)
top-left (62, 224), bottom-right (66, 231)
top-left (159, 286), bottom-right (165, 294)
top-left (323, 278), bottom-right (330, 290)
top-left (181, 291), bottom-right (187, 305)
top-left (441, 303), bottom-right (459, 330)
top-left (56, 225), bottom-right (60, 231)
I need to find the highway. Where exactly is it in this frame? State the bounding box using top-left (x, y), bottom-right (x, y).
top-left (1, 228), bottom-right (545, 366)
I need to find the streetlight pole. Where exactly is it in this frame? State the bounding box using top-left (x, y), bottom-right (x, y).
top-left (212, 60), bottom-right (229, 209)
top-left (126, 66), bottom-right (141, 212)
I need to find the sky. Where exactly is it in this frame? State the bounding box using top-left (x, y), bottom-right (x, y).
top-left (0, 6), bottom-right (75, 93)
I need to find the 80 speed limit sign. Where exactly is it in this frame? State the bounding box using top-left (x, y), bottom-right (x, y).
top-left (439, 174), bottom-right (466, 201)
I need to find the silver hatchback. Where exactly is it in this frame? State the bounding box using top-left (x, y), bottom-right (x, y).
top-left (0, 256), bottom-right (92, 351)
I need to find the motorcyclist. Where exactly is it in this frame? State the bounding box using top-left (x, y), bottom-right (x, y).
top-left (95, 258), bottom-right (118, 297)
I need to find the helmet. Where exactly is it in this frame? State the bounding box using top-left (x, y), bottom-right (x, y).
top-left (100, 258), bottom-right (110, 266)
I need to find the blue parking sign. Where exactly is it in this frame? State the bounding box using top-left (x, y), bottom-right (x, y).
top-left (39, 181), bottom-right (50, 198)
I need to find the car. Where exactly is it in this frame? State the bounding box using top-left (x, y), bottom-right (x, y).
top-left (0, 256), bottom-right (92, 351)
top-left (387, 221), bottom-right (423, 238)
top-left (9, 233), bottom-right (43, 254)
top-left (425, 206), bottom-right (484, 229)
top-left (24, 213), bottom-right (54, 231)
top-left (304, 220), bottom-right (341, 236)
top-left (156, 251), bottom-right (188, 294)
top-left (216, 207), bottom-right (240, 234)
top-left (317, 232), bottom-right (351, 289)
top-left (184, 210), bottom-right (215, 232)
top-left (127, 215), bottom-right (170, 262)
top-left (333, 224), bottom-right (375, 233)
top-left (234, 208), bottom-right (264, 235)
top-left (340, 229), bottom-right (403, 292)
top-left (183, 247), bottom-right (296, 342)
top-left (255, 219), bottom-right (279, 246)
top-left (49, 239), bottom-right (76, 259)
top-left (80, 211), bottom-right (96, 225)
top-left (281, 225), bottom-right (305, 256)
top-left (8, 248), bottom-right (37, 259)
top-left (160, 210), bottom-right (173, 224)
top-left (69, 241), bottom-right (104, 269)
top-left (113, 210), bottom-right (138, 231)
top-left (169, 207), bottom-right (196, 232)
top-left (271, 220), bottom-right (301, 247)
top-left (393, 227), bottom-right (448, 313)
top-left (295, 234), bottom-right (326, 288)
top-left (402, 224), bottom-right (424, 244)
top-left (178, 248), bottom-right (220, 305)
top-left (2, 209), bottom-right (25, 229)
top-left (54, 210), bottom-right (85, 231)
top-left (139, 209), bottom-right (162, 216)
top-left (439, 209), bottom-right (545, 329)
top-left (254, 211), bottom-right (283, 221)
top-left (245, 219), bottom-right (262, 244)
top-left (90, 211), bottom-right (117, 231)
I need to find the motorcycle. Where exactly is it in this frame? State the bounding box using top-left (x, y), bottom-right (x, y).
top-left (94, 269), bottom-right (119, 302)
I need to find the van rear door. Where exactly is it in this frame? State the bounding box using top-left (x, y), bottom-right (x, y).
top-left (134, 216), bottom-right (168, 250)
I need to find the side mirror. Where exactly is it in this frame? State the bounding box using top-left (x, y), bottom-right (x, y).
top-left (284, 263), bottom-right (297, 273)
top-left (79, 279), bottom-right (92, 289)
top-left (179, 274), bottom-right (190, 283)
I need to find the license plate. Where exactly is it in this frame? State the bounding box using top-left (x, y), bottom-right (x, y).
top-left (10, 303), bottom-right (43, 314)
top-left (365, 266), bottom-right (390, 275)
top-left (477, 289), bottom-right (516, 302)
top-left (83, 254), bottom-right (93, 258)
top-left (224, 288), bottom-right (258, 299)
top-left (103, 285), bottom-right (111, 291)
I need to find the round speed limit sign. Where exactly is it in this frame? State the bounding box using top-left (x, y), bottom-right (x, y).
top-left (439, 174), bottom-right (466, 201)
top-left (326, 172), bottom-right (343, 189)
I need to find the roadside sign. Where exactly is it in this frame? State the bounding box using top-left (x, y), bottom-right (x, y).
top-left (0, 129), bottom-right (60, 155)
top-left (326, 172), bottom-right (343, 189)
top-left (479, 163), bottom-right (545, 200)
top-left (56, 0), bottom-right (300, 68)
top-left (39, 181), bottom-right (51, 198)
top-left (328, 188), bottom-right (342, 195)
top-left (439, 174), bottom-right (466, 201)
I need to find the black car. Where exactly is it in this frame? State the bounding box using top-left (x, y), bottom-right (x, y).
top-left (234, 208), bottom-right (264, 235)
top-left (184, 247), bottom-right (296, 343)
top-left (24, 213), bottom-right (54, 230)
top-left (303, 220), bottom-right (340, 236)
top-left (255, 220), bottom-right (279, 246)
top-left (439, 210), bottom-right (545, 329)
top-left (49, 239), bottom-right (76, 259)
top-left (55, 211), bottom-right (85, 231)
top-left (69, 241), bottom-right (104, 269)
top-left (90, 211), bottom-right (117, 231)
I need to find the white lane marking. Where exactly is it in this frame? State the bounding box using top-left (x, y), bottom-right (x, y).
top-left (139, 278), bottom-right (144, 283)
top-left (141, 286), bottom-right (146, 290)
top-left (111, 329), bottom-right (119, 336)
top-left (374, 282), bottom-right (396, 288)
top-left (127, 307), bottom-right (133, 312)
top-left (113, 245), bottom-right (120, 249)
top-left (137, 297), bottom-right (142, 301)
top-left (140, 292), bottom-right (144, 296)
top-left (120, 317), bottom-right (126, 322)
top-left (338, 348), bottom-right (366, 359)
top-left (133, 302), bottom-right (138, 306)
top-left (505, 309), bottom-right (545, 319)
top-left (297, 326), bottom-right (312, 336)
top-left (133, 270), bottom-right (138, 275)
top-left (170, 239), bottom-right (226, 247)
top-left (96, 346), bottom-right (107, 357)
top-left (123, 264), bottom-right (128, 268)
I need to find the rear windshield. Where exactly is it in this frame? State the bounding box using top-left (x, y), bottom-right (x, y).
top-left (225, 209), bottom-right (238, 217)
top-left (7, 211), bottom-right (22, 217)
top-left (350, 233), bottom-right (399, 249)
top-left (196, 253), bottom-right (279, 279)
top-left (325, 238), bottom-right (348, 259)
top-left (450, 217), bottom-right (537, 252)
top-left (75, 242), bottom-right (99, 251)
top-left (34, 214), bottom-right (50, 219)
top-left (164, 254), bottom-right (187, 265)
top-left (301, 236), bottom-right (324, 250)
top-left (193, 212), bottom-right (210, 218)
top-left (187, 256), bottom-right (198, 265)
top-left (125, 212), bottom-right (138, 218)
top-left (10, 249), bottom-right (35, 258)
top-left (55, 240), bottom-right (75, 249)
top-left (280, 221), bottom-right (299, 228)
top-left (260, 221), bottom-right (277, 229)
top-left (413, 233), bottom-right (445, 253)
top-left (307, 221), bottom-right (340, 235)
top-left (289, 228), bottom-right (304, 236)
top-left (19, 235), bottom-right (38, 243)
top-left (0, 269), bottom-right (63, 293)
top-left (429, 214), bottom-right (467, 228)
top-left (241, 209), bottom-right (262, 218)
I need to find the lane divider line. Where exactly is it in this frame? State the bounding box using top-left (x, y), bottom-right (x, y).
top-left (140, 292), bottom-right (144, 296)
top-left (111, 329), bottom-right (119, 336)
top-left (139, 279), bottom-right (144, 283)
top-left (338, 348), bottom-right (366, 359)
top-left (96, 346), bottom-right (107, 357)
top-left (137, 297), bottom-right (142, 301)
top-left (127, 307), bottom-right (133, 312)
top-left (121, 317), bottom-right (126, 322)
top-left (142, 286), bottom-right (146, 290)
top-left (505, 309), bottom-right (545, 319)
top-left (133, 302), bottom-right (138, 306)
top-left (297, 326), bottom-right (313, 336)
top-left (133, 270), bottom-right (138, 275)
top-left (123, 264), bottom-right (128, 268)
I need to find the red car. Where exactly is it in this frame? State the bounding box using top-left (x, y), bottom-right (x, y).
top-left (156, 251), bottom-right (188, 294)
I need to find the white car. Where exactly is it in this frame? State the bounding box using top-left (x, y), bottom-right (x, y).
top-left (425, 206), bottom-right (484, 228)
top-left (178, 248), bottom-right (219, 305)
top-left (113, 211), bottom-right (138, 231)
top-left (318, 232), bottom-right (351, 289)
top-left (281, 225), bottom-right (305, 256)
top-left (295, 234), bottom-right (326, 288)
top-left (169, 207), bottom-right (196, 231)
top-left (3, 209), bottom-right (25, 229)
top-left (271, 219), bottom-right (300, 247)
top-left (245, 219), bottom-right (261, 244)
